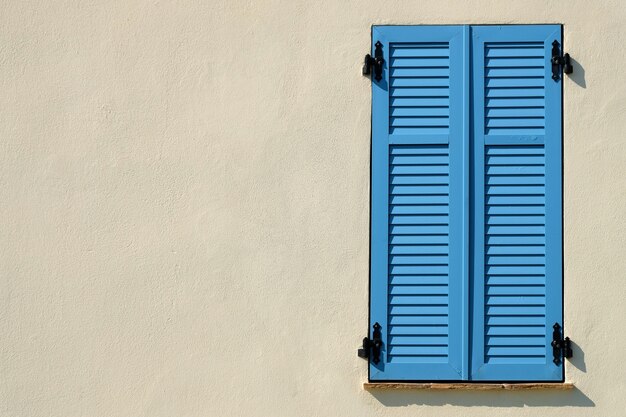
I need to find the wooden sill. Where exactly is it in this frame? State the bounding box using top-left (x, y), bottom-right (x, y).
top-left (364, 382), bottom-right (574, 391)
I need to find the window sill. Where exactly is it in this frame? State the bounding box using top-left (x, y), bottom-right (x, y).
top-left (364, 382), bottom-right (574, 391)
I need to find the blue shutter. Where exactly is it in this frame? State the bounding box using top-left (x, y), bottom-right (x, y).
top-left (370, 26), bottom-right (468, 381)
top-left (470, 25), bottom-right (563, 381)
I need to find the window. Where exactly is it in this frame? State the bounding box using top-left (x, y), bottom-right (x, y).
top-left (368, 25), bottom-right (564, 382)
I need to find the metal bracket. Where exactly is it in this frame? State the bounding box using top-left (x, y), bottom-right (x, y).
top-left (363, 41), bottom-right (384, 82)
top-left (357, 322), bottom-right (383, 364)
top-left (551, 40), bottom-right (573, 81)
top-left (551, 323), bottom-right (573, 365)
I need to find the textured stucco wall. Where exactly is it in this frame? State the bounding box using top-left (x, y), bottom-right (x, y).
top-left (1, 1), bottom-right (625, 416)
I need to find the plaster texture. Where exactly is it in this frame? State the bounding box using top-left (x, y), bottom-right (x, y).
top-left (1, 1), bottom-right (625, 416)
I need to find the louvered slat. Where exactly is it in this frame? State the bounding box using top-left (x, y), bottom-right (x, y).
top-left (484, 144), bottom-right (547, 365)
top-left (389, 43), bottom-right (451, 136)
top-left (484, 42), bottom-right (546, 136)
top-left (388, 143), bottom-right (452, 364)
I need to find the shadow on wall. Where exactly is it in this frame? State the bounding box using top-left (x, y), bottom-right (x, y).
top-left (368, 353), bottom-right (592, 407)
top-left (567, 56), bottom-right (586, 88)
top-left (568, 340), bottom-right (587, 373)
top-left (367, 386), bottom-right (594, 408)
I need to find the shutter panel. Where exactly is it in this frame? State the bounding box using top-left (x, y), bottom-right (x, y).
top-left (370, 26), bottom-right (467, 381)
top-left (470, 25), bottom-right (563, 381)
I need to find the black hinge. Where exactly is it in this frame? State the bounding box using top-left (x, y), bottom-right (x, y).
top-left (551, 40), bottom-right (573, 81)
top-left (363, 41), bottom-right (384, 82)
top-left (551, 323), bottom-right (573, 365)
top-left (357, 322), bottom-right (382, 364)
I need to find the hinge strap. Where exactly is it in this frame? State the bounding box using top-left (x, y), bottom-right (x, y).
top-left (357, 322), bottom-right (383, 364)
top-left (551, 40), bottom-right (573, 81)
top-left (551, 323), bottom-right (573, 365)
top-left (362, 41), bottom-right (384, 82)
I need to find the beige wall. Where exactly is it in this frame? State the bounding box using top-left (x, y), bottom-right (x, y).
top-left (1, 1), bottom-right (625, 416)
